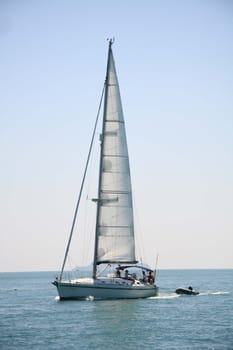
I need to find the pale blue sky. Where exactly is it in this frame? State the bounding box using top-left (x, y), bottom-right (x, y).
top-left (1, 0), bottom-right (233, 272)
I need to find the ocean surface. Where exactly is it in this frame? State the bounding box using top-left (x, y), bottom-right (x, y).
top-left (0, 269), bottom-right (232, 350)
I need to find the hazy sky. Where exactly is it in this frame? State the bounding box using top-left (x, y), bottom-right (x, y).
top-left (1, 0), bottom-right (233, 272)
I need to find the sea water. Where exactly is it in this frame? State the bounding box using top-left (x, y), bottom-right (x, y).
top-left (0, 270), bottom-right (232, 350)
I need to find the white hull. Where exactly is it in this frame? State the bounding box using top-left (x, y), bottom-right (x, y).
top-left (53, 277), bottom-right (159, 300)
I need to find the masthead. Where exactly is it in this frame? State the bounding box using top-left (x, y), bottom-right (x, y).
top-left (107, 37), bottom-right (115, 48)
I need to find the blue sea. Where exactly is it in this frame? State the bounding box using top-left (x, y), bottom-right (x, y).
top-left (0, 269), bottom-right (232, 350)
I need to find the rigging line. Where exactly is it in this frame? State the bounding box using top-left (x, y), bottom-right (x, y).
top-left (96, 263), bottom-right (111, 277)
top-left (59, 83), bottom-right (106, 280)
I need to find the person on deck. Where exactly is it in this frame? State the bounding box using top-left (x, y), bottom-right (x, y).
top-left (115, 268), bottom-right (121, 278)
top-left (142, 271), bottom-right (147, 283)
top-left (147, 271), bottom-right (155, 285)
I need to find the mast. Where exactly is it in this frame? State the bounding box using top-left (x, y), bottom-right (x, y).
top-left (92, 39), bottom-right (113, 279)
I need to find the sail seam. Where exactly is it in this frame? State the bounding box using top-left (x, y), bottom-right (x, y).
top-left (105, 119), bottom-right (124, 124)
top-left (101, 190), bottom-right (130, 194)
top-left (102, 154), bottom-right (128, 158)
top-left (99, 226), bottom-right (132, 229)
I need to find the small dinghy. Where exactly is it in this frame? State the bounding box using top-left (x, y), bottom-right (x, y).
top-left (175, 286), bottom-right (199, 295)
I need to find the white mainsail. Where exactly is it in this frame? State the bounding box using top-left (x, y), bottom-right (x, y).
top-left (94, 44), bottom-right (136, 266)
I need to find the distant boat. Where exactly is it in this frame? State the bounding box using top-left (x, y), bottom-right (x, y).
top-left (52, 39), bottom-right (159, 300)
top-left (175, 286), bottom-right (199, 295)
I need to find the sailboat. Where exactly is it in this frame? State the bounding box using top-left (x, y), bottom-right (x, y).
top-left (53, 39), bottom-right (159, 300)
